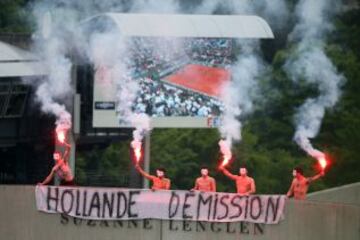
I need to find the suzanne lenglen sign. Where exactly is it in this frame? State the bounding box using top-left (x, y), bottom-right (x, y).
top-left (35, 186), bottom-right (286, 225)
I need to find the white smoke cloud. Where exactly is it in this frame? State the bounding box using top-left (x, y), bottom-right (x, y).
top-left (29, 0), bottom-right (289, 157)
top-left (219, 41), bottom-right (263, 149)
top-left (284, 0), bottom-right (344, 158)
top-left (186, 0), bottom-right (285, 158)
top-left (86, 29), bottom-right (151, 146)
top-left (127, 0), bottom-right (285, 152)
top-left (193, 0), bottom-right (253, 14)
top-left (30, 1), bottom-right (155, 147)
top-left (193, 0), bottom-right (289, 29)
top-left (130, 0), bottom-right (180, 13)
top-left (31, 5), bottom-right (75, 136)
top-left (253, 0), bottom-right (289, 29)
top-left (191, 0), bottom-right (271, 157)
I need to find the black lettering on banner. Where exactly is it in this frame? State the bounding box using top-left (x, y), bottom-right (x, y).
top-left (254, 223), bottom-right (265, 235)
top-left (240, 222), bottom-right (250, 234)
top-left (82, 191), bottom-right (88, 217)
top-left (43, 188), bottom-right (283, 226)
top-left (244, 197), bottom-right (249, 219)
top-left (99, 220), bottom-right (109, 227)
top-left (183, 192), bottom-right (195, 220)
top-left (169, 191), bottom-right (180, 218)
top-left (210, 222), bottom-right (221, 233)
top-left (75, 189), bottom-right (81, 216)
top-left (74, 217), bottom-right (83, 226)
top-left (128, 220), bottom-right (138, 228)
top-left (250, 196), bottom-right (262, 220)
top-left (217, 195), bottom-right (230, 220)
top-left (226, 222), bottom-right (236, 234)
top-left (265, 196), bottom-right (281, 223)
top-left (229, 195), bottom-right (243, 219)
top-left (143, 219), bottom-right (153, 229)
top-left (102, 192), bottom-right (115, 218)
top-left (60, 213), bottom-right (69, 225)
top-left (196, 221), bottom-right (206, 232)
top-left (212, 194), bottom-right (219, 220)
top-left (88, 192), bottom-right (101, 218)
top-left (182, 220), bottom-right (192, 232)
top-left (61, 189), bottom-right (74, 214)
top-left (168, 220), bottom-right (178, 231)
top-left (47, 187), bottom-right (59, 211)
top-left (116, 192), bottom-right (128, 218)
top-left (196, 194), bottom-right (213, 220)
top-left (128, 191), bottom-right (140, 218)
top-left (87, 220), bottom-right (96, 227)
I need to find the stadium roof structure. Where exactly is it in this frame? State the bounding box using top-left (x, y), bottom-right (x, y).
top-left (82, 13), bottom-right (274, 38)
top-left (0, 41), bottom-right (45, 77)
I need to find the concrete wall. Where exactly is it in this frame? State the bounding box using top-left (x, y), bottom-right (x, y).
top-left (308, 182), bottom-right (360, 205)
top-left (0, 185), bottom-right (359, 240)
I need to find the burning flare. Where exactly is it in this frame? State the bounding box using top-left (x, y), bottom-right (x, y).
top-left (219, 139), bottom-right (232, 167)
top-left (221, 155), bottom-right (230, 167)
top-left (318, 156), bottom-right (327, 170)
top-left (56, 130), bottom-right (66, 143)
top-left (294, 134), bottom-right (329, 170)
top-left (55, 113), bottom-right (71, 145)
top-left (131, 139), bottom-right (142, 163)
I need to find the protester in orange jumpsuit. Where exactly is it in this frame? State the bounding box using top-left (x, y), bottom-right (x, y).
top-left (191, 167), bottom-right (216, 192)
top-left (135, 163), bottom-right (171, 190)
top-left (219, 165), bottom-right (256, 195)
top-left (286, 167), bottom-right (324, 200)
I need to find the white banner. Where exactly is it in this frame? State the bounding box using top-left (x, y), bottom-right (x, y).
top-left (35, 186), bottom-right (286, 224)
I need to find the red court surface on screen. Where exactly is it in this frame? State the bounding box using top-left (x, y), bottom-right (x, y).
top-left (164, 64), bottom-right (230, 98)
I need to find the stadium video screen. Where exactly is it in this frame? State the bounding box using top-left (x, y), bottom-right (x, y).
top-left (93, 37), bottom-right (236, 128)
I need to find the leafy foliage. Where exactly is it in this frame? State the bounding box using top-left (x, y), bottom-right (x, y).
top-left (0, 0), bottom-right (31, 32)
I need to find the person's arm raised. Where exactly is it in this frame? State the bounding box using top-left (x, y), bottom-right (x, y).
top-left (62, 142), bottom-right (71, 164)
top-left (308, 170), bottom-right (325, 183)
top-left (219, 166), bottom-right (238, 180)
top-left (135, 163), bottom-right (155, 180)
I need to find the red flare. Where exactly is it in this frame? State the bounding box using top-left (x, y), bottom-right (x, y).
top-left (218, 139), bottom-right (232, 168)
top-left (318, 156), bottom-right (327, 170)
top-left (134, 146), bottom-right (142, 163)
top-left (220, 156), bottom-right (231, 167)
top-left (131, 140), bottom-right (142, 163)
top-left (221, 157), bottom-right (230, 167)
top-left (57, 130), bottom-right (66, 143)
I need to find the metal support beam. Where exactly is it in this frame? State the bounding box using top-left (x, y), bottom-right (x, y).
top-left (143, 133), bottom-right (151, 188)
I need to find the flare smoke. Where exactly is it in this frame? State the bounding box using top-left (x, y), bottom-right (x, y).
top-left (29, 0), bottom-right (290, 154)
top-left (284, 0), bottom-right (344, 158)
top-left (32, 7), bottom-right (73, 137)
top-left (219, 41), bottom-right (263, 151)
top-left (87, 29), bottom-right (151, 147)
